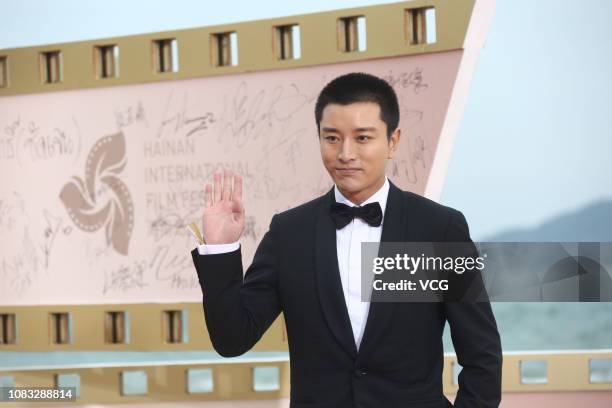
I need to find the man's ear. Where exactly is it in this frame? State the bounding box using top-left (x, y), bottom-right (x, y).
top-left (387, 128), bottom-right (401, 159)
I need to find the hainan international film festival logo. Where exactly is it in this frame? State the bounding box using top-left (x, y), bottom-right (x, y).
top-left (59, 131), bottom-right (134, 255)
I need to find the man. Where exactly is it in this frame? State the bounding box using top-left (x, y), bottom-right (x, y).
top-left (191, 72), bottom-right (502, 407)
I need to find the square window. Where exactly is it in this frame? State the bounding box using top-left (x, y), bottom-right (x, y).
top-left (0, 313), bottom-right (16, 344)
top-left (0, 376), bottom-right (14, 388)
top-left (211, 32), bottom-right (238, 67)
top-left (121, 370), bottom-right (148, 396)
top-left (252, 366), bottom-right (280, 392)
top-left (589, 358), bottom-right (612, 383)
top-left (405, 7), bottom-right (437, 45)
top-left (40, 51), bottom-right (62, 83)
top-left (55, 373), bottom-right (80, 397)
top-left (519, 360), bottom-right (548, 384)
top-left (105, 311), bottom-right (128, 344)
top-left (49, 312), bottom-right (71, 344)
top-left (162, 310), bottom-right (187, 343)
top-left (337, 16), bottom-right (366, 52)
top-left (274, 24), bottom-right (301, 60)
top-left (0, 56), bottom-right (8, 88)
top-left (152, 39), bottom-right (178, 73)
top-left (186, 368), bottom-right (214, 393)
top-left (95, 44), bottom-right (119, 79)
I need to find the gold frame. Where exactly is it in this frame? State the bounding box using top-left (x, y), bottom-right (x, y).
top-left (0, 0), bottom-right (471, 96)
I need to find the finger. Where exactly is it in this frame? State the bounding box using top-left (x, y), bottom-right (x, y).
top-left (204, 184), bottom-right (213, 207)
top-left (232, 172), bottom-right (243, 203)
top-left (222, 169), bottom-right (232, 201)
top-left (213, 170), bottom-right (222, 203)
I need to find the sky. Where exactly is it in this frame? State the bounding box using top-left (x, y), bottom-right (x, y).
top-left (1, 0), bottom-right (611, 240)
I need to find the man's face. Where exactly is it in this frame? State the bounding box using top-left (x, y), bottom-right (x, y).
top-left (319, 102), bottom-right (400, 205)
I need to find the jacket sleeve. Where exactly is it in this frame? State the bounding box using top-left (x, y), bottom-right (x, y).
top-left (443, 210), bottom-right (503, 408)
top-left (190, 214), bottom-right (282, 357)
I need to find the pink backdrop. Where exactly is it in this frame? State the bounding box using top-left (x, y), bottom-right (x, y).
top-left (0, 51), bottom-right (464, 305)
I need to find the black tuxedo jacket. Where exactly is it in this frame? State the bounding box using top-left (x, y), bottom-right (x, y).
top-left (191, 180), bottom-right (502, 408)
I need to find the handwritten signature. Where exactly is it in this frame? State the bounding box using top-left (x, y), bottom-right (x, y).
top-left (156, 91), bottom-right (215, 139)
top-left (103, 261), bottom-right (149, 294)
top-left (150, 244), bottom-right (198, 290)
top-left (383, 68), bottom-right (429, 94)
top-left (3, 116), bottom-right (78, 164)
top-left (115, 101), bottom-right (148, 129)
top-left (216, 81), bottom-right (310, 150)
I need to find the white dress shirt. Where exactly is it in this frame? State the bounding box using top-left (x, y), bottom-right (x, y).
top-left (196, 177), bottom-right (390, 350)
top-left (333, 177), bottom-right (388, 349)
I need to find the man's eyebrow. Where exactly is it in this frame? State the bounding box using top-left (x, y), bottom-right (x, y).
top-left (320, 126), bottom-right (378, 133)
top-left (321, 127), bottom-right (340, 133)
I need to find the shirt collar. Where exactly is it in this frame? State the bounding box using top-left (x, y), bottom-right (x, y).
top-left (334, 177), bottom-right (390, 219)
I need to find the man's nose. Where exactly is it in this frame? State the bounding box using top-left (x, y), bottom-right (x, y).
top-left (338, 139), bottom-right (356, 162)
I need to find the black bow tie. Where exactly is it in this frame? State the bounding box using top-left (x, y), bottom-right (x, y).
top-left (330, 201), bottom-right (383, 229)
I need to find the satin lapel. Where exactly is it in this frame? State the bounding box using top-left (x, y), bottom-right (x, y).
top-left (357, 180), bottom-right (408, 356)
top-left (314, 187), bottom-right (358, 359)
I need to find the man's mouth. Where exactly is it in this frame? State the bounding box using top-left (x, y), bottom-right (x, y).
top-left (335, 168), bottom-right (361, 175)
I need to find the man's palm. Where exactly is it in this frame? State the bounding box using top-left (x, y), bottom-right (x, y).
top-left (202, 170), bottom-right (245, 244)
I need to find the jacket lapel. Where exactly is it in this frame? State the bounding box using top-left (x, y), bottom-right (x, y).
top-left (314, 186), bottom-right (358, 359)
top-left (357, 180), bottom-right (408, 357)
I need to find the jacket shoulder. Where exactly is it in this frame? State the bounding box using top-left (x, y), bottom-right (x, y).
top-left (399, 188), bottom-right (469, 239)
top-left (402, 189), bottom-right (460, 216)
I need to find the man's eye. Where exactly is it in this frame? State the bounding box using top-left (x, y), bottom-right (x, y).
top-left (325, 136), bottom-right (338, 142)
top-left (357, 135), bottom-right (370, 141)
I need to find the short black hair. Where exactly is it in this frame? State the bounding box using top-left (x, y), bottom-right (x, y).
top-left (314, 72), bottom-right (400, 139)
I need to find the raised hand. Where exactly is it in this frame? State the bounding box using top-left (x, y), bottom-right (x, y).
top-left (201, 169), bottom-right (245, 244)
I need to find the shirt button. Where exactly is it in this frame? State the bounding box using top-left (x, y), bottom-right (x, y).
top-left (354, 369), bottom-right (367, 377)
